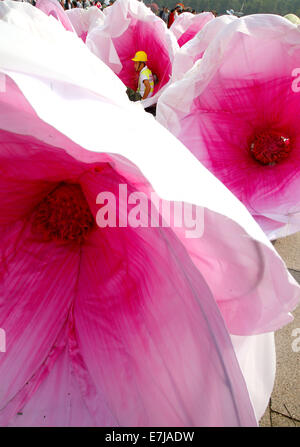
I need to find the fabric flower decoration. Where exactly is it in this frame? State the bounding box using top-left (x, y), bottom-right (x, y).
top-left (172, 15), bottom-right (237, 82)
top-left (66, 6), bottom-right (105, 43)
top-left (157, 14), bottom-right (300, 240)
top-left (85, 0), bottom-right (179, 108)
top-left (36, 0), bottom-right (75, 33)
top-left (0, 1), bottom-right (299, 425)
top-left (170, 11), bottom-right (214, 47)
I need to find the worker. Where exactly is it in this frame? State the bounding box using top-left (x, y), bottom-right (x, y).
top-left (131, 51), bottom-right (154, 100)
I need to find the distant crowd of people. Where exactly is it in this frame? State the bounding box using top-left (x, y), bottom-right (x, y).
top-left (14, 0), bottom-right (218, 16)
top-left (59, 0), bottom-right (114, 10)
top-left (12, 0), bottom-right (115, 8)
top-left (160, 5), bottom-right (194, 28)
top-left (158, 4), bottom-right (218, 28)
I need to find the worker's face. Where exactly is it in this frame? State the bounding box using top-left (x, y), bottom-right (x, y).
top-left (134, 61), bottom-right (141, 72)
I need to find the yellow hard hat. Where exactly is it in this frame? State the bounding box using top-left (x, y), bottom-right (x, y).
top-left (132, 51), bottom-right (148, 62)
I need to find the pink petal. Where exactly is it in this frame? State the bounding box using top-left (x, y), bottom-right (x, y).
top-left (7, 343), bottom-right (96, 427)
top-left (170, 12), bottom-right (196, 40)
top-left (0, 220), bottom-right (80, 425)
top-left (175, 12), bottom-right (214, 47)
top-left (66, 6), bottom-right (105, 42)
top-left (0, 131), bottom-right (258, 427)
top-left (75, 171), bottom-right (258, 426)
top-left (172, 15), bottom-right (237, 82)
top-left (36, 0), bottom-right (75, 33)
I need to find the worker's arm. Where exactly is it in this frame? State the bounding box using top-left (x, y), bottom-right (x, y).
top-left (142, 80), bottom-right (151, 100)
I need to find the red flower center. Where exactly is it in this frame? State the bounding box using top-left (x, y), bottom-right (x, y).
top-left (32, 183), bottom-right (95, 243)
top-left (249, 131), bottom-right (291, 165)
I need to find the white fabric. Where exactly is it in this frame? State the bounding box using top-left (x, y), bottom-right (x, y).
top-left (171, 14), bottom-right (237, 82)
top-left (231, 332), bottom-right (276, 420)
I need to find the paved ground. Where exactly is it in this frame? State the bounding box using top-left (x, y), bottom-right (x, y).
top-left (259, 233), bottom-right (300, 427)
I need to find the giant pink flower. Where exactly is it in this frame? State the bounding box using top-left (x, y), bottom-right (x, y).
top-left (157, 14), bottom-right (300, 239)
top-left (36, 0), bottom-right (105, 44)
top-left (0, 2), bottom-right (299, 425)
top-left (170, 11), bottom-right (214, 47)
top-left (66, 6), bottom-right (105, 43)
top-left (36, 0), bottom-right (75, 32)
top-left (85, 0), bottom-right (179, 107)
top-left (172, 14), bottom-right (237, 82)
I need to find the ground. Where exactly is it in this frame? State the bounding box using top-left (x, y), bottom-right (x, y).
top-left (259, 232), bottom-right (300, 427)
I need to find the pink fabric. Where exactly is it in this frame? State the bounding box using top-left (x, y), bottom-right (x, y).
top-left (157, 14), bottom-right (300, 239)
top-left (172, 15), bottom-right (237, 82)
top-left (86, 0), bottom-right (179, 105)
top-left (66, 6), bottom-right (105, 43)
top-left (170, 12), bottom-right (193, 39)
top-left (36, 0), bottom-right (75, 32)
top-left (0, 77), bottom-right (257, 427)
top-left (112, 19), bottom-right (172, 92)
top-left (171, 12), bottom-right (214, 47)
